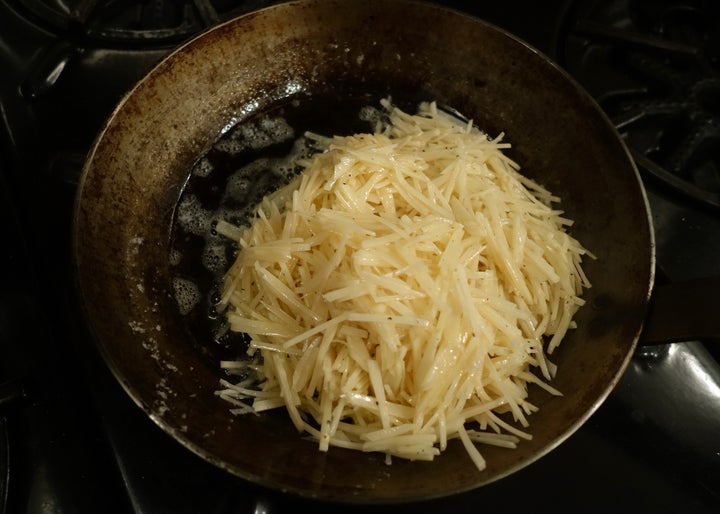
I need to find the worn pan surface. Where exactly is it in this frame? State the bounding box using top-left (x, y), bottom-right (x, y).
top-left (73, 0), bottom-right (653, 503)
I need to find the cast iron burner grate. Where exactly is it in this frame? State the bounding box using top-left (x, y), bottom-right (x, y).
top-left (560, 0), bottom-right (720, 209)
top-left (5, 0), bottom-right (279, 44)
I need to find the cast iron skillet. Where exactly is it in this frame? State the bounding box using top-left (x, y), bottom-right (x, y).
top-left (73, 0), bottom-right (655, 503)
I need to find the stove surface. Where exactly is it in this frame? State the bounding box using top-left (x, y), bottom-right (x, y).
top-left (1, 1), bottom-right (719, 512)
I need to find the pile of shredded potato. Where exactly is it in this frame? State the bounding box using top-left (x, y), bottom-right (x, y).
top-left (214, 100), bottom-right (591, 470)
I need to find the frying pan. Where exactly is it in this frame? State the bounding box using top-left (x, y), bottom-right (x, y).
top-left (73, 0), bottom-right (655, 503)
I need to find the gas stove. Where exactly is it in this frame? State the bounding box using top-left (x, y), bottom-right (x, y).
top-left (1, 1), bottom-right (719, 512)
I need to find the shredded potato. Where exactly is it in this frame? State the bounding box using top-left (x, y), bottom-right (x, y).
top-left (214, 100), bottom-right (592, 470)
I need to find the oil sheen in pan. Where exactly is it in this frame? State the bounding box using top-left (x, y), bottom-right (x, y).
top-left (169, 92), bottom-right (415, 365)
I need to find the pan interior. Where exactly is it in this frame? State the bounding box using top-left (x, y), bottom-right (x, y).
top-left (73, 0), bottom-right (653, 503)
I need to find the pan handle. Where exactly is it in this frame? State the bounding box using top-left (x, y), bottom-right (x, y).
top-left (640, 276), bottom-right (720, 345)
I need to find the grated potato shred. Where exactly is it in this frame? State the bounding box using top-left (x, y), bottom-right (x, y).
top-left (214, 100), bottom-right (592, 470)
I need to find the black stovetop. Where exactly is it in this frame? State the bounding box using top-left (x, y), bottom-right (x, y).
top-left (1, 1), bottom-right (719, 512)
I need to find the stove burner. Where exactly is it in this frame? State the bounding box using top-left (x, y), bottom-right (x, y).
top-left (561, 0), bottom-right (720, 209)
top-left (5, 0), bottom-right (278, 44)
